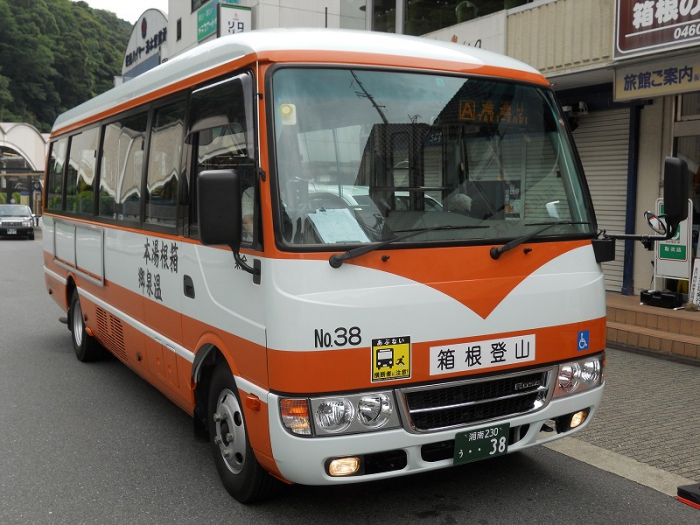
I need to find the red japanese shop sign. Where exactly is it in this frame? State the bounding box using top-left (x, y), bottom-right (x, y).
top-left (615, 0), bottom-right (700, 59)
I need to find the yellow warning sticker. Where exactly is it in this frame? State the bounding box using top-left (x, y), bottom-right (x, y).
top-left (371, 337), bottom-right (411, 382)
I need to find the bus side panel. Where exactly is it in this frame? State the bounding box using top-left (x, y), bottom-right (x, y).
top-left (180, 244), bottom-right (268, 388)
top-left (100, 226), bottom-right (192, 409)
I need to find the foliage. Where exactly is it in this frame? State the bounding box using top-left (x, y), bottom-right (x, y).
top-left (0, 0), bottom-right (131, 132)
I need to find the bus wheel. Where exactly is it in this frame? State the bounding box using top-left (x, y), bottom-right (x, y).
top-left (69, 291), bottom-right (100, 362)
top-left (208, 364), bottom-right (277, 503)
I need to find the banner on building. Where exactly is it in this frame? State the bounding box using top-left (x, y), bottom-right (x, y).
top-left (614, 53), bottom-right (700, 101)
top-left (689, 259), bottom-right (700, 306)
top-left (615, 0), bottom-right (700, 59)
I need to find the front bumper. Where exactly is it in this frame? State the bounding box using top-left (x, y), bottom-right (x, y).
top-left (0, 227), bottom-right (34, 236)
top-left (267, 384), bottom-right (603, 485)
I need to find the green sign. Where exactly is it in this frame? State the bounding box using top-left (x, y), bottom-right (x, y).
top-left (660, 243), bottom-right (687, 260)
top-left (454, 423), bottom-right (509, 465)
top-left (655, 199), bottom-right (692, 280)
top-left (197, 0), bottom-right (220, 41)
top-left (198, 1), bottom-right (242, 41)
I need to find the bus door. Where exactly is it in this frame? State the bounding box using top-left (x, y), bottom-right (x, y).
top-left (182, 72), bottom-right (268, 380)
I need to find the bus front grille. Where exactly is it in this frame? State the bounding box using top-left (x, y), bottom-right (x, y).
top-left (398, 367), bottom-right (554, 433)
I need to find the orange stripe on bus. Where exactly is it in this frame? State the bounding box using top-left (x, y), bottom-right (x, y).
top-left (258, 49), bottom-right (549, 86)
top-left (261, 240), bottom-right (590, 319)
top-left (268, 317), bottom-right (606, 394)
top-left (355, 240), bottom-right (589, 319)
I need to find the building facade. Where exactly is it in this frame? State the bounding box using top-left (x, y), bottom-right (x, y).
top-left (123, 0), bottom-right (700, 297)
top-left (0, 123), bottom-right (47, 213)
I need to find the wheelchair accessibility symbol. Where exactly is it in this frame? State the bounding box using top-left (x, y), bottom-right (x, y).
top-left (577, 330), bottom-right (590, 351)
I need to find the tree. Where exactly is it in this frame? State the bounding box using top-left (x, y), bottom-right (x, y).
top-left (0, 0), bottom-right (130, 131)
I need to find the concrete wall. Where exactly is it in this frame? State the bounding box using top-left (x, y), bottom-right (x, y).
top-left (506, 0), bottom-right (613, 76)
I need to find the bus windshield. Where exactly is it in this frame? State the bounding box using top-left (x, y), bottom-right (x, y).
top-left (271, 68), bottom-right (594, 247)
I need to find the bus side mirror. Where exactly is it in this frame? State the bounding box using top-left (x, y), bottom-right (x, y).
top-left (598, 156), bottom-right (691, 260)
top-left (197, 169), bottom-right (242, 252)
top-left (663, 156), bottom-right (689, 232)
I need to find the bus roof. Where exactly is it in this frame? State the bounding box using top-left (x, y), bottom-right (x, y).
top-left (51, 28), bottom-right (547, 135)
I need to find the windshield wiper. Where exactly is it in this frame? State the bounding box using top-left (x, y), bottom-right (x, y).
top-left (329, 224), bottom-right (487, 268)
top-left (489, 221), bottom-right (591, 260)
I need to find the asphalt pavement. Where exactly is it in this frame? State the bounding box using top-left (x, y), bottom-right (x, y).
top-left (547, 347), bottom-right (700, 499)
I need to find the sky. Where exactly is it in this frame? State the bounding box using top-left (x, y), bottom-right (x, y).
top-left (71, 0), bottom-right (169, 24)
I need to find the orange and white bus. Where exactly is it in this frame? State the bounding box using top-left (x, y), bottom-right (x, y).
top-left (43, 28), bottom-right (611, 503)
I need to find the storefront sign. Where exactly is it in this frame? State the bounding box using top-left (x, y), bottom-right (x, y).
top-left (654, 199), bottom-right (693, 281)
top-left (198, 0), bottom-right (219, 41)
top-left (218, 4), bottom-right (252, 37)
top-left (614, 53), bottom-right (700, 101)
top-left (615, 0), bottom-right (700, 59)
top-left (122, 9), bottom-right (168, 77)
top-left (689, 258), bottom-right (700, 306)
top-left (199, 0), bottom-right (242, 41)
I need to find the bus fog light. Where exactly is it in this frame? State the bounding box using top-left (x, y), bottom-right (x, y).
top-left (314, 398), bottom-right (354, 433)
top-left (556, 409), bottom-right (590, 432)
top-left (280, 398), bottom-right (311, 435)
top-left (328, 457), bottom-right (361, 477)
top-left (570, 410), bottom-right (588, 429)
top-left (357, 394), bottom-right (393, 428)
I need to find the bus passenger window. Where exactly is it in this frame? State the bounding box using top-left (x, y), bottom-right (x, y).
top-left (99, 113), bottom-right (148, 221)
top-left (47, 138), bottom-right (68, 211)
top-left (145, 101), bottom-right (186, 227)
top-left (65, 128), bottom-right (99, 215)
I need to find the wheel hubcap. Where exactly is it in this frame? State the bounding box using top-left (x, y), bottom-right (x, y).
top-left (72, 299), bottom-right (84, 347)
top-left (214, 388), bottom-right (246, 474)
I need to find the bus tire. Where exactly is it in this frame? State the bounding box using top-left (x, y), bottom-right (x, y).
top-left (69, 290), bottom-right (101, 362)
top-left (208, 364), bottom-right (277, 503)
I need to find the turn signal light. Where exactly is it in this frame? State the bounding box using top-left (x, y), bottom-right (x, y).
top-left (280, 398), bottom-right (311, 435)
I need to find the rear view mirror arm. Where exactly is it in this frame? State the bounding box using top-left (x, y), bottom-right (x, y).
top-left (601, 223), bottom-right (678, 251)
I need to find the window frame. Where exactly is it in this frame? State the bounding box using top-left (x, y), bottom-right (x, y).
top-left (185, 69), bottom-right (260, 248)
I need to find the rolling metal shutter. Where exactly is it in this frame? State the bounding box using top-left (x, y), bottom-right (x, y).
top-left (573, 108), bottom-right (630, 292)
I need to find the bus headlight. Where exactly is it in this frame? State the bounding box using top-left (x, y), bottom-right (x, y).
top-left (281, 391), bottom-right (401, 436)
top-left (553, 353), bottom-right (604, 398)
top-left (357, 394), bottom-right (393, 429)
top-left (314, 398), bottom-right (354, 433)
top-left (558, 362), bottom-right (581, 393)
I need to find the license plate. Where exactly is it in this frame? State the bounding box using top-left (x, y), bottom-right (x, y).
top-left (454, 423), bottom-right (510, 465)
top-left (7, 229), bottom-right (16, 235)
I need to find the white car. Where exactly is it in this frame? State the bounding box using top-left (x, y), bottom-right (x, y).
top-left (0, 204), bottom-right (35, 240)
